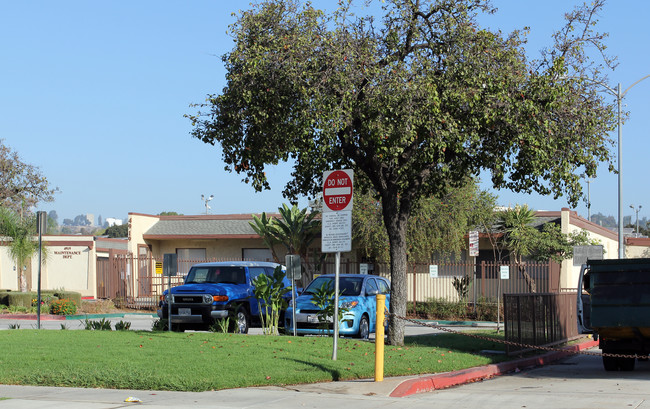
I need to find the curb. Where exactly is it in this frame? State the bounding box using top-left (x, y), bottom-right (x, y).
top-left (0, 314), bottom-right (66, 321)
top-left (389, 339), bottom-right (599, 397)
top-left (415, 319), bottom-right (499, 327)
top-left (66, 313), bottom-right (157, 320)
top-left (0, 313), bottom-right (156, 321)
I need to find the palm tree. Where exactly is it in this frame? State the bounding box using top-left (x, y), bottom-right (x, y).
top-left (0, 207), bottom-right (39, 292)
top-left (250, 204), bottom-right (321, 285)
top-left (249, 212), bottom-right (282, 263)
top-left (496, 205), bottom-right (538, 293)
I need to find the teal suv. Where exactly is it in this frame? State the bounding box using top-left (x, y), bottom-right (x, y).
top-left (284, 274), bottom-right (390, 339)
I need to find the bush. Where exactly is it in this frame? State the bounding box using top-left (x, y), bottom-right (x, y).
top-left (53, 291), bottom-right (81, 308)
top-left (50, 299), bottom-right (77, 315)
top-left (4, 292), bottom-right (32, 308)
top-left (114, 320), bottom-right (131, 331)
top-left (151, 319), bottom-right (168, 332)
top-left (0, 290), bottom-right (81, 309)
top-left (407, 298), bottom-right (502, 322)
top-left (83, 318), bottom-right (112, 330)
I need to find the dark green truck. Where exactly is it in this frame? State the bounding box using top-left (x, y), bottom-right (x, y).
top-left (577, 258), bottom-right (650, 371)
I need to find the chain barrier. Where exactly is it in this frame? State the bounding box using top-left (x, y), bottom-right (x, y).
top-left (388, 312), bottom-right (646, 360)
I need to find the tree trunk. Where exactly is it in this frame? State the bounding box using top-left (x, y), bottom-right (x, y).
top-left (517, 261), bottom-right (537, 293)
top-left (382, 195), bottom-right (410, 346)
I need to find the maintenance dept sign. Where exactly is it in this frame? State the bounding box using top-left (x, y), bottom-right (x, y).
top-left (322, 169), bottom-right (353, 253)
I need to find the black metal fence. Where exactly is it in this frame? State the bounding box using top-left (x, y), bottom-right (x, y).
top-left (503, 292), bottom-right (579, 354)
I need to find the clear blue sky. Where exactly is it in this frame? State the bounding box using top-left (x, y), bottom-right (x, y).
top-left (1, 1), bottom-right (648, 224)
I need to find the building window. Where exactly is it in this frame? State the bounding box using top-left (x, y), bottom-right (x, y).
top-left (177, 248), bottom-right (206, 276)
top-left (242, 248), bottom-right (273, 262)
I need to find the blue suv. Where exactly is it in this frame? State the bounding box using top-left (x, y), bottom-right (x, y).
top-left (284, 274), bottom-right (390, 339)
top-left (157, 261), bottom-right (293, 333)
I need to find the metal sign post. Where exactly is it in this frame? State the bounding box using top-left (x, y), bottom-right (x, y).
top-left (321, 169), bottom-right (353, 361)
top-left (333, 252), bottom-right (340, 360)
top-left (163, 253), bottom-right (177, 332)
top-left (285, 254), bottom-right (301, 337)
top-left (36, 211), bottom-right (47, 330)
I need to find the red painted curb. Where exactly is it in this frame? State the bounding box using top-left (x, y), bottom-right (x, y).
top-left (390, 339), bottom-right (599, 397)
top-left (0, 314), bottom-right (66, 321)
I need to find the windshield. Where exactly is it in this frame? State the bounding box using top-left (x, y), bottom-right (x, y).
top-left (303, 276), bottom-right (363, 296)
top-left (185, 266), bottom-right (246, 285)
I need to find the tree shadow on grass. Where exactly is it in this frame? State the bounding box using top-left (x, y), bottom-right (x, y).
top-left (284, 358), bottom-right (342, 381)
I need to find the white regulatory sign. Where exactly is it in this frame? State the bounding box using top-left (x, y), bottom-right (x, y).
top-left (321, 211), bottom-right (352, 253)
top-left (429, 265), bottom-right (439, 278)
top-left (500, 265), bottom-right (510, 280)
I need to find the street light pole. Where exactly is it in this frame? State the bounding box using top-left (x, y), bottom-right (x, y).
top-left (615, 76), bottom-right (650, 257)
top-left (630, 204), bottom-right (642, 235)
top-left (579, 75), bottom-right (650, 258)
top-left (617, 83), bottom-right (623, 257)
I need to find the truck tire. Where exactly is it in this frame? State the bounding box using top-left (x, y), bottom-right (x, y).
top-left (619, 356), bottom-right (636, 371)
top-left (602, 352), bottom-right (636, 371)
top-left (602, 355), bottom-right (618, 371)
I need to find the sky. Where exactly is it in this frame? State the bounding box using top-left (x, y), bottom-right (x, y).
top-left (1, 0), bottom-right (648, 224)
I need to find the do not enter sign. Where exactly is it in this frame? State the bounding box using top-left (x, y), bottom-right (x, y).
top-left (322, 169), bottom-right (353, 212)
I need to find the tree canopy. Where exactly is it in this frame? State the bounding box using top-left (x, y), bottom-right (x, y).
top-left (0, 140), bottom-right (57, 212)
top-left (354, 180), bottom-right (496, 263)
top-left (188, 0), bottom-right (617, 345)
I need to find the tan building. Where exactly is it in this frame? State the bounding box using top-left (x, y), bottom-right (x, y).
top-left (2, 208), bottom-right (648, 304)
top-left (0, 235), bottom-right (99, 297)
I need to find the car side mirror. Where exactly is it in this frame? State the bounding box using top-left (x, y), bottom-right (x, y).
top-left (366, 289), bottom-right (379, 296)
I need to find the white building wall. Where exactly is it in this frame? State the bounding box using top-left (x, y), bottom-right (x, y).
top-left (0, 236), bottom-right (96, 297)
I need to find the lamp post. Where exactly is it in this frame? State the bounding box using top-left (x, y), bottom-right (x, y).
top-left (574, 75), bottom-right (650, 258)
top-left (630, 204), bottom-right (642, 235)
top-left (201, 194), bottom-right (214, 215)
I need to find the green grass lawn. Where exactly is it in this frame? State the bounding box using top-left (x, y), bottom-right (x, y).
top-left (0, 330), bottom-right (509, 391)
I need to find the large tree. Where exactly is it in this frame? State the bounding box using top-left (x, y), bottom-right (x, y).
top-left (354, 180), bottom-right (496, 263)
top-left (188, 0), bottom-right (617, 345)
top-left (0, 140), bottom-right (57, 213)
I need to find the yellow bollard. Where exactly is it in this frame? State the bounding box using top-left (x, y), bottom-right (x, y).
top-left (375, 293), bottom-right (385, 382)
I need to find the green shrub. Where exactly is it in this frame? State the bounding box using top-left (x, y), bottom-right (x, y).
top-left (472, 299), bottom-right (502, 322)
top-left (114, 320), bottom-right (131, 331)
top-left (8, 305), bottom-right (28, 313)
top-left (151, 319), bottom-right (168, 332)
top-left (408, 298), bottom-right (503, 322)
top-left (210, 318), bottom-right (230, 333)
top-left (83, 318), bottom-right (112, 330)
top-left (53, 291), bottom-right (81, 307)
top-left (50, 299), bottom-right (77, 315)
top-left (5, 292), bottom-right (32, 308)
top-left (0, 291), bottom-right (10, 306)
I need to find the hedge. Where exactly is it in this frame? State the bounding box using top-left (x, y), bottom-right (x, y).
top-left (53, 291), bottom-right (82, 307)
top-left (0, 290), bottom-right (81, 308)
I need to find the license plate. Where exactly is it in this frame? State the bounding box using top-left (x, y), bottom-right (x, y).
top-left (178, 308), bottom-right (191, 316)
top-left (307, 315), bottom-right (319, 324)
